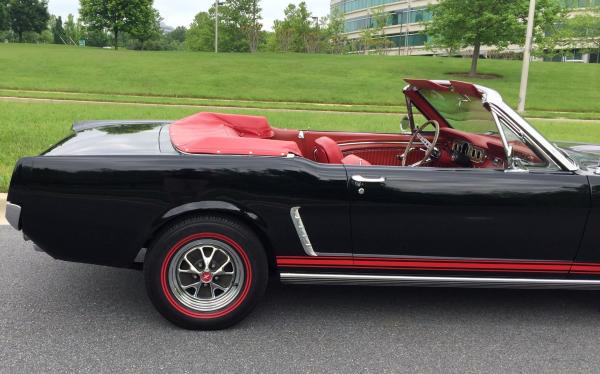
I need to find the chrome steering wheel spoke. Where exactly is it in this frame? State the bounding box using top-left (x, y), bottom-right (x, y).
top-left (401, 120), bottom-right (441, 167)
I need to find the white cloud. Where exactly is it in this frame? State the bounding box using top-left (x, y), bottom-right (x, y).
top-left (47, 0), bottom-right (331, 30)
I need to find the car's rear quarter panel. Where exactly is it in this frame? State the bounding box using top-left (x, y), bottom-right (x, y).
top-left (10, 155), bottom-right (350, 268)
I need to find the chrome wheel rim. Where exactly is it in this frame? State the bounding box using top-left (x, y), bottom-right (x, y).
top-left (168, 239), bottom-right (244, 312)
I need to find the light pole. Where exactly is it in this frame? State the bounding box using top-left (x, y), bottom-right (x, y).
top-left (405, 0), bottom-right (412, 56)
top-left (517, 0), bottom-right (536, 113)
top-left (215, 0), bottom-right (224, 53)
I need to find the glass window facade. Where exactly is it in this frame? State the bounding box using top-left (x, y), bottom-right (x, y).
top-left (350, 32), bottom-right (428, 51)
top-left (344, 7), bottom-right (432, 32)
top-left (333, 0), bottom-right (600, 14)
top-left (387, 32), bottom-right (429, 47)
top-left (560, 0), bottom-right (600, 8)
top-left (332, 0), bottom-right (405, 14)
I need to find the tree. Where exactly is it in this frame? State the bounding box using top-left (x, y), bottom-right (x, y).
top-left (186, 2), bottom-right (264, 53)
top-left (167, 26), bottom-right (186, 43)
top-left (63, 13), bottom-right (83, 44)
top-left (361, 6), bottom-right (391, 55)
top-left (360, 25), bottom-right (375, 55)
top-left (213, 0), bottom-right (262, 52)
top-left (129, 6), bottom-right (160, 50)
top-left (0, 0), bottom-right (9, 31)
top-left (565, 9), bottom-right (600, 61)
top-left (51, 15), bottom-right (64, 44)
top-left (79, 0), bottom-right (154, 49)
top-left (7, 0), bottom-right (49, 42)
top-left (426, 0), bottom-right (563, 76)
top-left (185, 12), bottom-right (213, 51)
top-left (247, 0), bottom-right (261, 52)
top-left (273, 2), bottom-right (314, 52)
top-left (326, 8), bottom-right (347, 54)
top-left (273, 19), bottom-right (293, 52)
top-left (85, 27), bottom-right (109, 47)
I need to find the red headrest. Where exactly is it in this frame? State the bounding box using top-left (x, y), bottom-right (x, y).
top-left (314, 136), bottom-right (344, 164)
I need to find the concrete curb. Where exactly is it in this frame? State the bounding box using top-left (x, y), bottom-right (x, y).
top-left (0, 193), bottom-right (7, 225)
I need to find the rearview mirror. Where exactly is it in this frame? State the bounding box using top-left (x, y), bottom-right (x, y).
top-left (400, 115), bottom-right (410, 132)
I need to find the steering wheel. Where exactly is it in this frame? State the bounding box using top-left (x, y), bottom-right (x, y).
top-left (401, 120), bottom-right (440, 167)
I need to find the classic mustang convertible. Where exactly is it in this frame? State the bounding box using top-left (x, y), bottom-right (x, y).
top-left (6, 79), bottom-right (600, 329)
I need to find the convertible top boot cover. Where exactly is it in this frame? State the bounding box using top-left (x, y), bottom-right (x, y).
top-left (169, 112), bottom-right (302, 156)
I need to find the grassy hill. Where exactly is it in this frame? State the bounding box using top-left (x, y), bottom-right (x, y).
top-left (0, 43), bottom-right (598, 113)
top-left (0, 43), bottom-right (599, 192)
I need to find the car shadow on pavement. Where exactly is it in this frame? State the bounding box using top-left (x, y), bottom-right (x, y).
top-left (41, 262), bottom-right (600, 330)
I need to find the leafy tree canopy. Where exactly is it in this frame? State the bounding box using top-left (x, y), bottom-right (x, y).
top-left (8, 0), bottom-right (50, 42)
top-left (51, 15), bottom-right (64, 44)
top-left (79, 0), bottom-right (155, 49)
top-left (63, 13), bottom-right (84, 44)
top-left (185, 11), bottom-right (213, 52)
top-left (186, 1), bottom-right (263, 53)
top-left (167, 26), bottom-right (187, 44)
top-left (128, 6), bottom-right (161, 50)
top-left (0, 0), bottom-right (9, 31)
top-left (426, 0), bottom-right (564, 76)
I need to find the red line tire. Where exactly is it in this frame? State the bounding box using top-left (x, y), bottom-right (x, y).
top-left (144, 216), bottom-right (268, 330)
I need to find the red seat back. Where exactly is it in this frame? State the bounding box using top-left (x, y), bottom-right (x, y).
top-left (314, 136), bottom-right (344, 164)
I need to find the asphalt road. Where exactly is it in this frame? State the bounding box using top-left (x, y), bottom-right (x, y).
top-left (2, 226), bottom-right (600, 373)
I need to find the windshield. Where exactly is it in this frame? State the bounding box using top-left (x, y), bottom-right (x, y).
top-left (419, 89), bottom-right (498, 134)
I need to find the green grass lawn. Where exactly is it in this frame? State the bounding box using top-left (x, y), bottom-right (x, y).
top-left (1, 44), bottom-right (599, 192)
top-left (2, 99), bottom-right (600, 192)
top-left (0, 44), bottom-right (598, 113)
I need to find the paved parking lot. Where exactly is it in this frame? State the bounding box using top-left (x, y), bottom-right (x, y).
top-left (2, 226), bottom-right (600, 373)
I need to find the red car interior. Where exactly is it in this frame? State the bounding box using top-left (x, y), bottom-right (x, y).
top-left (169, 79), bottom-right (541, 169)
top-left (313, 136), bottom-right (372, 166)
top-left (168, 111), bottom-right (522, 168)
top-left (169, 112), bottom-right (302, 156)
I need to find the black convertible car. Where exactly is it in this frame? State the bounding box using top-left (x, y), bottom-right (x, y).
top-left (6, 79), bottom-right (600, 329)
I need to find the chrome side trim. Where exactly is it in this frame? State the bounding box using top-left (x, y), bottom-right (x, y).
top-left (280, 273), bottom-right (600, 290)
top-left (5, 202), bottom-right (21, 230)
top-left (338, 141), bottom-right (410, 147)
top-left (134, 248), bottom-right (147, 263)
top-left (289, 207), bottom-right (317, 257)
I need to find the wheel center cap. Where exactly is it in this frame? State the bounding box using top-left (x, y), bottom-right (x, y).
top-left (200, 271), bottom-right (213, 283)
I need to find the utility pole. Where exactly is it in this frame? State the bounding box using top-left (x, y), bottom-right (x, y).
top-left (215, 0), bottom-right (219, 53)
top-left (405, 0), bottom-right (412, 56)
top-left (517, 0), bottom-right (536, 113)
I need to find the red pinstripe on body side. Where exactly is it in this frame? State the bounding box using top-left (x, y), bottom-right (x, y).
top-left (276, 256), bottom-right (600, 274)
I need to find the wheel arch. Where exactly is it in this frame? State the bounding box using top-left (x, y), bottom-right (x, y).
top-left (139, 201), bottom-right (277, 270)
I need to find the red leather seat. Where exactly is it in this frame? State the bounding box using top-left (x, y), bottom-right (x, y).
top-left (341, 154), bottom-right (371, 166)
top-left (314, 136), bottom-right (344, 164)
top-left (314, 136), bottom-right (371, 166)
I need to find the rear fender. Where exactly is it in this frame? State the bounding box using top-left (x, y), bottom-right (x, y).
top-left (139, 200), bottom-right (275, 267)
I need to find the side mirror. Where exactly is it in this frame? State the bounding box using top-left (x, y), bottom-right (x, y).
top-left (400, 115), bottom-right (411, 132)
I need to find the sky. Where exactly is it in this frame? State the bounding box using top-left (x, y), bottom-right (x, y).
top-left (47, 0), bottom-right (331, 31)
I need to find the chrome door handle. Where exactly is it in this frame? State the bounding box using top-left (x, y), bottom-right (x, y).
top-left (352, 175), bottom-right (386, 183)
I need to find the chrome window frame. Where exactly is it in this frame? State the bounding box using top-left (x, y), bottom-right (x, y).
top-left (403, 80), bottom-right (579, 173)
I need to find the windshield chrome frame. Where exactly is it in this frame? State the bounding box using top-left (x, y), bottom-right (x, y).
top-left (403, 81), bottom-right (579, 172)
top-left (404, 95), bottom-right (416, 133)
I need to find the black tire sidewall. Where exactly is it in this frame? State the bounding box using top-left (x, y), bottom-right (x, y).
top-left (144, 216), bottom-right (268, 330)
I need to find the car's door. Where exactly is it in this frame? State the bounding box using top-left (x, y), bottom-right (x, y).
top-left (344, 165), bottom-right (590, 262)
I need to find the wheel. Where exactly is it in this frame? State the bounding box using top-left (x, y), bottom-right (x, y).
top-left (144, 216), bottom-right (268, 330)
